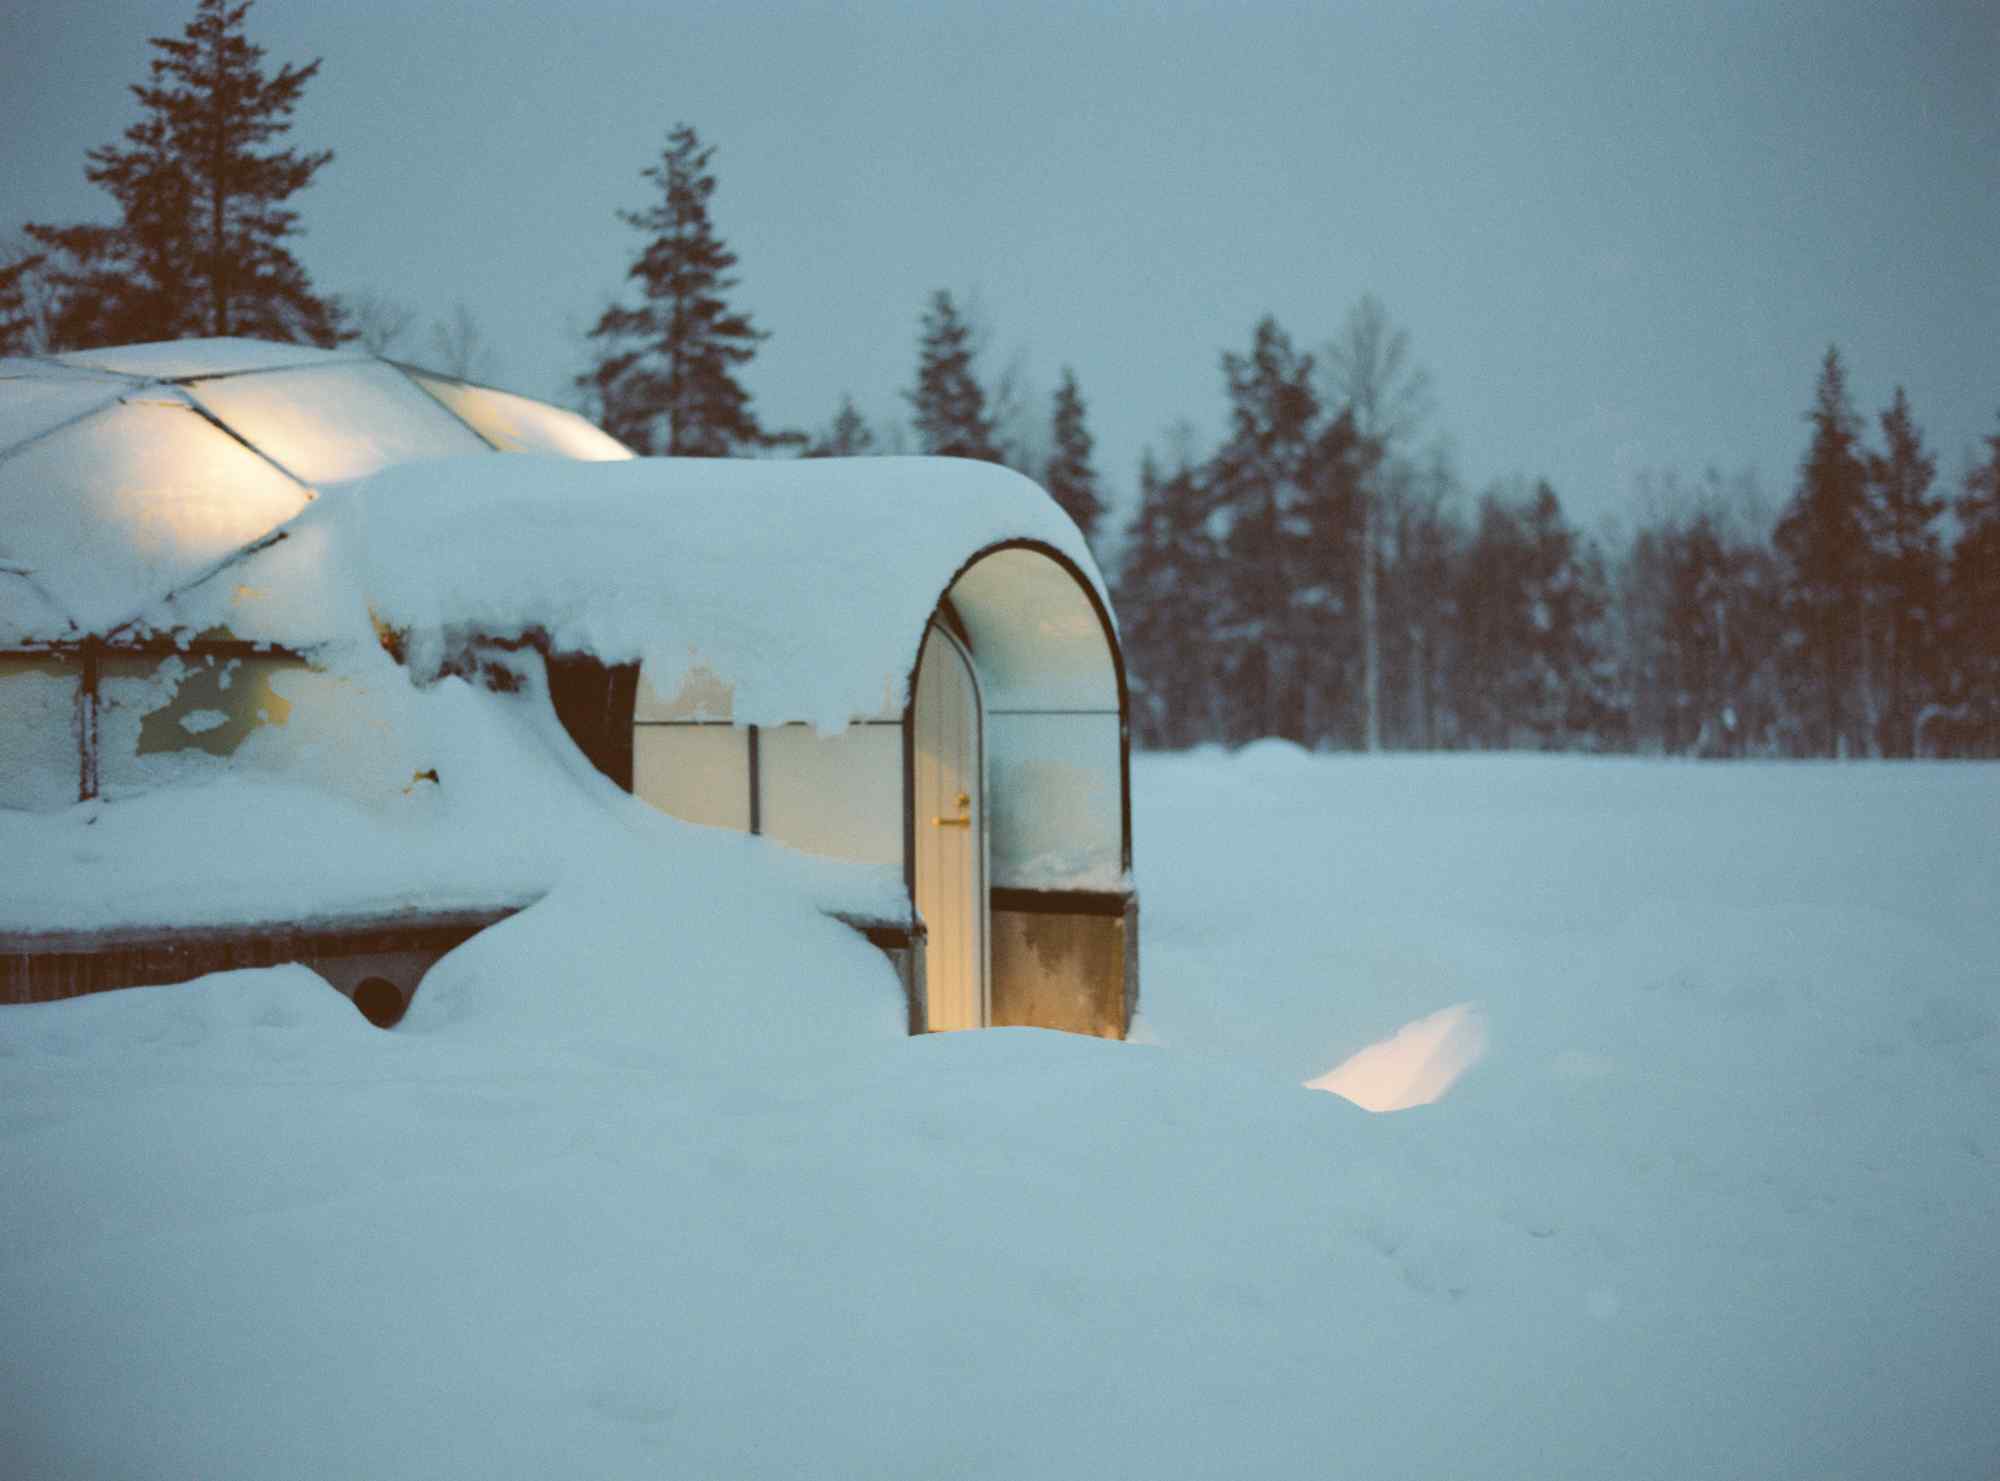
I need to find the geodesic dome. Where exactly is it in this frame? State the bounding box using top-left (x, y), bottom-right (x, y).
top-left (2, 341), bottom-right (1138, 1040)
top-left (0, 338), bottom-right (631, 644)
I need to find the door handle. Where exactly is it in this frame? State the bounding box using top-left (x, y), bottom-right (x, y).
top-left (933, 791), bottom-right (972, 827)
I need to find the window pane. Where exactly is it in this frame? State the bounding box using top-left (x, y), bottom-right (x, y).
top-left (634, 725), bottom-right (750, 832)
top-left (0, 653), bottom-right (79, 810)
top-left (986, 711), bottom-right (1122, 889)
top-left (759, 722), bottom-right (902, 867)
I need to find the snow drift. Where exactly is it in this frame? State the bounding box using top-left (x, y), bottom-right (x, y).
top-left (4, 751), bottom-right (1996, 1480)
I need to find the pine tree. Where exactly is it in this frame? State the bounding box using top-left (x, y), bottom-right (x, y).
top-left (24, 0), bottom-right (344, 348)
top-left (1448, 481), bottom-right (1610, 749)
top-left (1454, 490), bottom-right (1527, 748)
top-left (578, 124), bottom-right (768, 456)
top-left (1866, 387), bottom-right (1944, 756)
top-left (1774, 347), bottom-right (1876, 756)
top-left (1210, 317), bottom-right (1324, 742)
top-left (1944, 411), bottom-right (2000, 753)
top-left (0, 247), bottom-right (49, 354)
top-left (1615, 469), bottom-right (1787, 757)
top-left (1044, 367), bottom-right (1105, 546)
top-left (1659, 509), bottom-right (1734, 753)
top-left (1516, 483), bottom-right (1615, 748)
top-left (1115, 441), bottom-right (1227, 746)
top-left (907, 290), bottom-right (1001, 461)
top-left (804, 394), bottom-right (875, 458)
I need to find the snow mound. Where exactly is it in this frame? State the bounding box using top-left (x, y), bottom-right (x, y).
top-left (399, 825), bottom-right (909, 1068)
top-left (1231, 735), bottom-right (1316, 770)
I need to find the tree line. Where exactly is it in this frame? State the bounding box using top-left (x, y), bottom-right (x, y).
top-left (1118, 334), bottom-right (2000, 759)
top-left (7, 0), bottom-right (1998, 758)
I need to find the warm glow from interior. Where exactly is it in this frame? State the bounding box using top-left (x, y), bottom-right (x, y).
top-left (1307, 1002), bottom-right (1487, 1112)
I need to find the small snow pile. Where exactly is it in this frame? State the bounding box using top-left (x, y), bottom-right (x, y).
top-left (399, 824), bottom-right (908, 1067)
top-left (159, 453), bottom-right (1103, 732)
top-left (1308, 1000), bottom-right (1488, 1111)
top-left (1231, 735), bottom-right (1316, 771)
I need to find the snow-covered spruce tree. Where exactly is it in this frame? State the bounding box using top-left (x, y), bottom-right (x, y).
top-left (1774, 347), bottom-right (1878, 756)
top-left (906, 290), bottom-right (1001, 462)
top-left (579, 124), bottom-right (769, 456)
top-left (1866, 387), bottom-right (1945, 756)
top-left (1044, 367), bottom-right (1105, 547)
top-left (24, 0), bottom-right (345, 348)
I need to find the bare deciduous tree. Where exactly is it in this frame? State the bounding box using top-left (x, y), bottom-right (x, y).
top-left (1326, 294), bottom-right (1432, 751)
top-left (427, 300), bottom-right (495, 382)
top-left (341, 287), bottom-right (415, 357)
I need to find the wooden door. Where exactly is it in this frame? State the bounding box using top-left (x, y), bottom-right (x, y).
top-left (913, 622), bottom-right (987, 1030)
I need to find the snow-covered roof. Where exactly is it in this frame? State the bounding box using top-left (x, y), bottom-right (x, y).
top-left (3, 337), bottom-right (1113, 735)
top-left (0, 339), bottom-right (632, 643)
top-left (155, 452), bottom-right (1113, 732)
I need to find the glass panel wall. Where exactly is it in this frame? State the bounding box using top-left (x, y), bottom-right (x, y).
top-left (985, 711), bottom-right (1122, 888)
top-left (758, 721), bottom-right (902, 866)
top-left (633, 724), bottom-right (751, 832)
top-left (0, 401), bottom-right (310, 632)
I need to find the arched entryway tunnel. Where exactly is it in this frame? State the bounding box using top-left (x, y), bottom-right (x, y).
top-left (915, 541), bottom-right (1133, 1036)
top-left (624, 535), bottom-right (1136, 1040)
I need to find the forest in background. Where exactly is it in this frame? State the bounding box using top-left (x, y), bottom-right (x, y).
top-left (7, 0), bottom-right (1999, 759)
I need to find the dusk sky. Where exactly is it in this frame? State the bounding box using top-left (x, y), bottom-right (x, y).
top-left (7, 0), bottom-right (1996, 537)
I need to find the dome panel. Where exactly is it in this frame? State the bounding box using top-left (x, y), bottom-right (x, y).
top-left (0, 363), bottom-right (130, 456)
top-left (0, 398), bottom-right (310, 634)
top-left (406, 371), bottom-right (635, 461)
top-left (188, 361), bottom-right (491, 486)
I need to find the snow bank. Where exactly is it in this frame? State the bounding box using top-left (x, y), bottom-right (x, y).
top-left (156, 453), bottom-right (1103, 731)
top-left (4, 752), bottom-right (1995, 1480)
top-left (0, 645), bottom-right (904, 935)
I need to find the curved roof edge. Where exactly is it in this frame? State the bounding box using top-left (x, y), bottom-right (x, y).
top-left (152, 453), bottom-right (1113, 733)
top-left (52, 337), bottom-right (374, 382)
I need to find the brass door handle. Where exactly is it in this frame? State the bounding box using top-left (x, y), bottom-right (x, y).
top-left (933, 814), bottom-right (971, 828)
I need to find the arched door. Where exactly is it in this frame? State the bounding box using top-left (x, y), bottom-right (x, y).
top-left (913, 621), bottom-right (987, 1030)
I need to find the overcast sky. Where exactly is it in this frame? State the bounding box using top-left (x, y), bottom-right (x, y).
top-left (7, 0), bottom-right (1996, 536)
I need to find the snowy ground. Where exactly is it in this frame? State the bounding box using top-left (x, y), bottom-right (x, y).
top-left (4, 748), bottom-right (1997, 1479)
